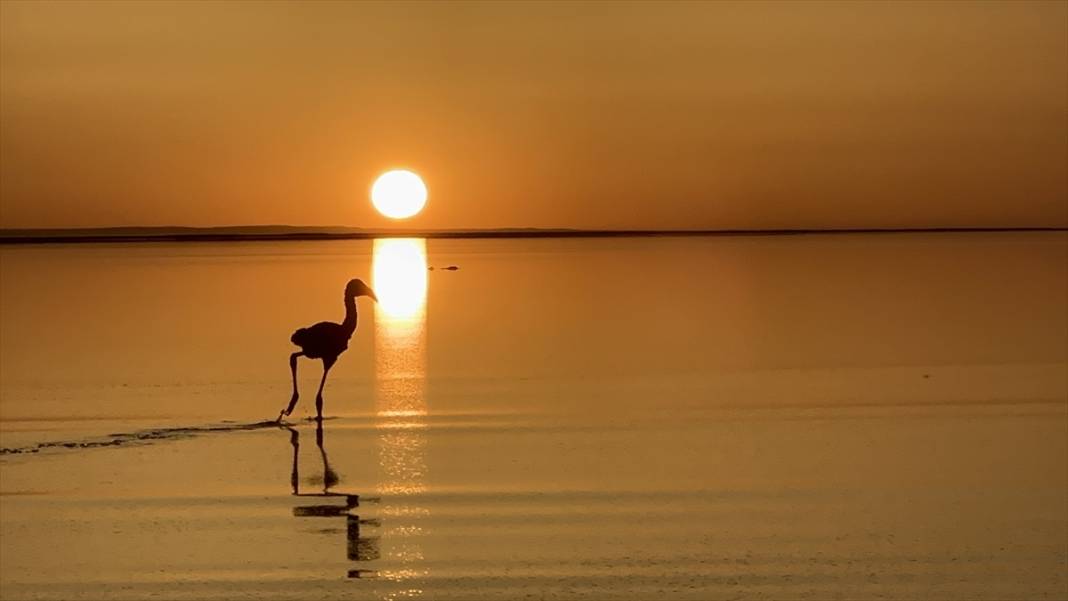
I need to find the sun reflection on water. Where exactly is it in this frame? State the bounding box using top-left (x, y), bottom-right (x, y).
top-left (374, 238), bottom-right (429, 324)
top-left (372, 238), bottom-right (429, 587)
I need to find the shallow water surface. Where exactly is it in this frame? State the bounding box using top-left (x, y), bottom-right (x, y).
top-left (1, 234), bottom-right (1066, 600)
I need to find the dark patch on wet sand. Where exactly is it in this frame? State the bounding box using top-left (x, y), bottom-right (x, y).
top-left (0, 420), bottom-right (280, 456)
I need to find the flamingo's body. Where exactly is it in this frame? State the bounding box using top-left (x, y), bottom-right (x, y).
top-left (278, 278), bottom-right (377, 422)
top-left (291, 321), bottom-right (351, 360)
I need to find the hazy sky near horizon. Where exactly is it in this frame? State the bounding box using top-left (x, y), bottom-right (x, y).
top-left (1, 0), bottom-right (1065, 230)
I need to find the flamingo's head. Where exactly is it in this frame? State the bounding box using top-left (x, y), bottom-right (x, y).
top-left (345, 278), bottom-right (378, 302)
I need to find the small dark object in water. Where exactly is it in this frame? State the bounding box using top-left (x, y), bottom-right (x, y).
top-left (443, 265), bottom-right (459, 271)
top-left (922, 374), bottom-right (930, 379)
top-left (427, 266), bottom-right (434, 271)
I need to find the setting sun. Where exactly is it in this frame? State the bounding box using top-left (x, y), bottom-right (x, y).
top-left (371, 170), bottom-right (427, 219)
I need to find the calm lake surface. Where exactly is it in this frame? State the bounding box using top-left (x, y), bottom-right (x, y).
top-left (1, 233), bottom-right (1066, 600)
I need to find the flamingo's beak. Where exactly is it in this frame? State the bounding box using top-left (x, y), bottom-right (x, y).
top-left (367, 289), bottom-right (379, 303)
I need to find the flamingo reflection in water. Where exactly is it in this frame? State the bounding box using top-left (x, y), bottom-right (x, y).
top-left (282, 422), bottom-right (381, 578)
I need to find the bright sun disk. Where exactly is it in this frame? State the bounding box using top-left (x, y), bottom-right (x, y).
top-left (371, 170), bottom-right (427, 219)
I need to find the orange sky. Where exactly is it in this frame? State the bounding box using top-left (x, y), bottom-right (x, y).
top-left (1, 0), bottom-right (1065, 230)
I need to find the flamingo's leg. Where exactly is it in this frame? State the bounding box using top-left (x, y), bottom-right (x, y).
top-left (278, 352), bottom-right (303, 421)
top-left (315, 357), bottom-right (336, 421)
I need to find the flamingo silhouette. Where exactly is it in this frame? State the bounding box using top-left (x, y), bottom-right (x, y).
top-left (277, 278), bottom-right (377, 422)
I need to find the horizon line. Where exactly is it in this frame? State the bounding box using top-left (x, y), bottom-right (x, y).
top-left (0, 225), bottom-right (1065, 245)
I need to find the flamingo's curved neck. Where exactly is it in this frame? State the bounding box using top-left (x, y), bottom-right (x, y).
top-left (341, 294), bottom-right (358, 336)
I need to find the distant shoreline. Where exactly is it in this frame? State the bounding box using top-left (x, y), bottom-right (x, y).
top-left (0, 227), bottom-right (1064, 245)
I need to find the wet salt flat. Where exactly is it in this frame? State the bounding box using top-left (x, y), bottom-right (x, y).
top-left (1, 233), bottom-right (1066, 600)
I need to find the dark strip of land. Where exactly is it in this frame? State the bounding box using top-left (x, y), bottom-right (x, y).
top-left (0, 227), bottom-right (1064, 245)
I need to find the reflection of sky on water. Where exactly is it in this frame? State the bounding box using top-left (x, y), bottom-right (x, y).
top-left (372, 238), bottom-right (429, 587)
